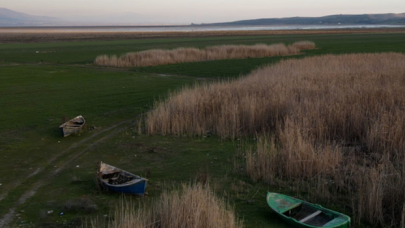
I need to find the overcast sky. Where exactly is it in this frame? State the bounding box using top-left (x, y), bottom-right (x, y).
top-left (2, 0), bottom-right (405, 24)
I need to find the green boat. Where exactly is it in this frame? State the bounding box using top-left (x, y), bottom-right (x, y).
top-left (266, 192), bottom-right (350, 228)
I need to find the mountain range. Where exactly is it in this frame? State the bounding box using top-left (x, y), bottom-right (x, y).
top-left (206, 13), bottom-right (405, 26)
top-left (0, 8), bottom-right (171, 26)
top-left (0, 8), bottom-right (58, 26)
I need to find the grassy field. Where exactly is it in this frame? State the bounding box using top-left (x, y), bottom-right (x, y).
top-left (1, 31), bottom-right (405, 228)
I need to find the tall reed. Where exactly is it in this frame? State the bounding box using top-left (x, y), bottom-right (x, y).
top-left (146, 53), bottom-right (405, 158)
top-left (94, 41), bottom-right (314, 67)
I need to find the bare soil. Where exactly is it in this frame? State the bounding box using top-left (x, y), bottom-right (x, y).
top-left (1, 28), bottom-right (405, 43)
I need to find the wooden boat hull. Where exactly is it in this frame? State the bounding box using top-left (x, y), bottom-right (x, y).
top-left (98, 162), bottom-right (148, 196)
top-left (266, 192), bottom-right (350, 228)
top-left (59, 115), bottom-right (85, 137)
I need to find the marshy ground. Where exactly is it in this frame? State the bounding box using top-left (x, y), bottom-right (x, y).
top-left (1, 29), bottom-right (405, 227)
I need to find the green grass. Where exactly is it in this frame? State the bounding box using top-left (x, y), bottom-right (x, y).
top-left (1, 32), bottom-right (402, 227)
top-left (0, 65), bottom-right (196, 131)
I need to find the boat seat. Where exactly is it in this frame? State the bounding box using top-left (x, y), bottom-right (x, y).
top-left (299, 210), bottom-right (322, 223)
top-left (280, 202), bottom-right (302, 214)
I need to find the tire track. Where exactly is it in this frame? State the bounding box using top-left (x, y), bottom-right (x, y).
top-left (0, 117), bottom-right (142, 227)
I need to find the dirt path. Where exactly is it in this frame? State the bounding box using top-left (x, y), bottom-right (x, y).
top-left (0, 116), bottom-right (142, 227)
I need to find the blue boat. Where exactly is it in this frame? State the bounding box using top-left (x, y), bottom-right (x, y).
top-left (97, 162), bottom-right (148, 196)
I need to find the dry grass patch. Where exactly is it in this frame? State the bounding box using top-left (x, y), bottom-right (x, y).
top-left (88, 184), bottom-right (242, 228)
top-left (94, 41), bottom-right (314, 67)
top-left (289, 40), bottom-right (316, 50)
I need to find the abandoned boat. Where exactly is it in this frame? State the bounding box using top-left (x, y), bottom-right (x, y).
top-left (59, 115), bottom-right (85, 137)
top-left (97, 161), bottom-right (147, 196)
top-left (266, 192), bottom-right (350, 228)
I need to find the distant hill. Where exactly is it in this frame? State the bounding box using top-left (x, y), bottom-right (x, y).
top-left (204, 13), bottom-right (405, 26)
top-left (0, 8), bottom-right (57, 26)
top-left (0, 8), bottom-right (172, 26)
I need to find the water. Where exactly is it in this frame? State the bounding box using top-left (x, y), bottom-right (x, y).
top-left (4, 24), bottom-right (405, 33)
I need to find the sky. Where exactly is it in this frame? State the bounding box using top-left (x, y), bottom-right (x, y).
top-left (2, 0), bottom-right (405, 24)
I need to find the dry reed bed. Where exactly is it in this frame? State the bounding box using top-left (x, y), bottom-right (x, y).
top-left (146, 53), bottom-right (405, 226)
top-left (146, 53), bottom-right (405, 153)
top-left (94, 41), bottom-right (315, 67)
top-left (89, 184), bottom-right (242, 228)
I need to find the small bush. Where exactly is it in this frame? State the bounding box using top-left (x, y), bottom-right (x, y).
top-left (88, 184), bottom-right (242, 228)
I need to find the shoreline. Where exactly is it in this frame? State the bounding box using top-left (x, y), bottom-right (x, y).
top-left (1, 27), bottom-right (405, 43)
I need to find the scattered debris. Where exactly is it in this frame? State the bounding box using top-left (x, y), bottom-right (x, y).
top-left (103, 172), bottom-right (135, 185)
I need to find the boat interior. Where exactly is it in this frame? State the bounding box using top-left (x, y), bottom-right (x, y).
top-left (99, 162), bottom-right (141, 185)
top-left (69, 119), bottom-right (85, 126)
top-left (283, 203), bottom-right (335, 226)
top-left (101, 171), bottom-right (139, 185)
top-left (60, 116), bottom-right (85, 127)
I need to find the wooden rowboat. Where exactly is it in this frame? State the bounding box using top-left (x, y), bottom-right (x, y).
top-left (97, 162), bottom-right (147, 196)
top-left (266, 192), bottom-right (350, 228)
top-left (59, 115), bottom-right (85, 137)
